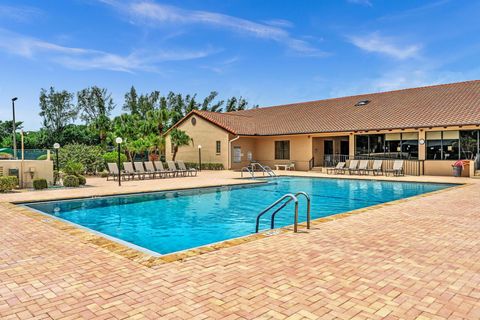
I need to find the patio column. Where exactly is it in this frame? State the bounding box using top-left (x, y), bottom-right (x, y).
top-left (349, 133), bottom-right (355, 159)
top-left (418, 130), bottom-right (426, 160)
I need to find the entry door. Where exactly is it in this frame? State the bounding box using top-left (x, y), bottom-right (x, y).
top-left (324, 141), bottom-right (333, 166)
top-left (233, 147), bottom-right (241, 163)
top-left (340, 140), bottom-right (349, 156)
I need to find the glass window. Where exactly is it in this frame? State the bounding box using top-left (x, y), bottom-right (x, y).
top-left (369, 135), bottom-right (384, 157)
top-left (275, 141), bottom-right (290, 160)
top-left (233, 147), bottom-right (241, 163)
top-left (216, 141), bottom-right (221, 154)
top-left (355, 135), bottom-right (369, 157)
top-left (426, 131), bottom-right (460, 160)
top-left (460, 130), bottom-right (479, 160)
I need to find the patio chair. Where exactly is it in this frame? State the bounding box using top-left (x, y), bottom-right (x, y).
top-left (134, 162), bottom-right (154, 179)
top-left (347, 159), bottom-right (359, 175)
top-left (287, 162), bottom-right (296, 171)
top-left (176, 160), bottom-right (197, 176)
top-left (154, 161), bottom-right (175, 178)
top-left (353, 160), bottom-right (369, 175)
top-left (326, 162), bottom-right (345, 174)
top-left (167, 160), bottom-right (187, 177)
top-left (107, 163), bottom-right (128, 181)
top-left (385, 160), bottom-right (404, 176)
top-left (144, 161), bottom-right (164, 179)
top-left (364, 160), bottom-right (383, 176)
top-left (123, 162), bottom-right (144, 180)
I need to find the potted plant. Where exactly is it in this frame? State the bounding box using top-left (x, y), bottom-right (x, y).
top-left (452, 160), bottom-right (468, 177)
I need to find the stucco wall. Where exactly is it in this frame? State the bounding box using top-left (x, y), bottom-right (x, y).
top-left (230, 137), bottom-right (256, 170)
top-left (424, 160), bottom-right (470, 177)
top-left (165, 115), bottom-right (230, 168)
top-left (0, 160), bottom-right (54, 188)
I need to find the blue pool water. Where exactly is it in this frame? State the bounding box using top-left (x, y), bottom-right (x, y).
top-left (25, 177), bottom-right (453, 255)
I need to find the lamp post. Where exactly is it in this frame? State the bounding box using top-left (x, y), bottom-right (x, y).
top-left (116, 137), bottom-right (123, 186)
top-left (198, 145), bottom-right (202, 172)
top-left (12, 97), bottom-right (18, 159)
top-left (53, 143), bottom-right (60, 185)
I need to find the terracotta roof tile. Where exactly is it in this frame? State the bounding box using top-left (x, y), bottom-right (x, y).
top-left (193, 80), bottom-right (480, 135)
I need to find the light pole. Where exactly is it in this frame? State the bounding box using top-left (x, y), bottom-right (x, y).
top-left (198, 145), bottom-right (202, 172)
top-left (12, 97), bottom-right (18, 159)
top-left (116, 137), bottom-right (123, 186)
top-left (53, 143), bottom-right (60, 185)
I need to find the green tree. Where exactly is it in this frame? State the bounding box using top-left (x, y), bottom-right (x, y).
top-left (201, 91), bottom-right (224, 112)
top-left (77, 86), bottom-right (115, 144)
top-left (225, 96), bottom-right (248, 112)
top-left (169, 128), bottom-right (191, 161)
top-left (39, 87), bottom-right (77, 144)
top-left (123, 86), bottom-right (138, 114)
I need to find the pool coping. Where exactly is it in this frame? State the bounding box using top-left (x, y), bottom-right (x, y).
top-left (10, 179), bottom-right (470, 268)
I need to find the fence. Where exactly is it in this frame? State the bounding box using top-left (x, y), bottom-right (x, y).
top-left (0, 149), bottom-right (49, 160)
top-left (353, 156), bottom-right (423, 176)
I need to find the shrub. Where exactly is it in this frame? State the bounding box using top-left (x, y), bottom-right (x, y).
top-left (103, 151), bottom-right (127, 165)
top-left (0, 152), bottom-right (12, 159)
top-left (77, 175), bottom-right (87, 186)
top-left (0, 176), bottom-right (18, 192)
top-left (100, 171), bottom-right (109, 178)
top-left (183, 162), bottom-right (224, 170)
top-left (33, 179), bottom-right (48, 190)
top-left (63, 161), bottom-right (84, 176)
top-left (58, 144), bottom-right (105, 174)
top-left (37, 154), bottom-right (48, 160)
top-left (63, 175), bottom-right (79, 188)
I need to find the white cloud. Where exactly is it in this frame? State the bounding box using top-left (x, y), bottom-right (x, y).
top-left (347, 0), bottom-right (373, 7)
top-left (348, 32), bottom-right (421, 60)
top-left (0, 4), bottom-right (43, 22)
top-left (0, 28), bottom-right (217, 72)
top-left (102, 0), bottom-right (326, 57)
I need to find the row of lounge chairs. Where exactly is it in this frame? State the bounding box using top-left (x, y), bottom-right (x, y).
top-left (107, 160), bottom-right (197, 181)
top-left (327, 159), bottom-right (404, 176)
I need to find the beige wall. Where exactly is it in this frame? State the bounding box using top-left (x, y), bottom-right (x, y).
top-left (165, 114), bottom-right (230, 168)
top-left (230, 136), bottom-right (256, 169)
top-left (424, 160), bottom-right (471, 177)
top-left (0, 160), bottom-right (54, 188)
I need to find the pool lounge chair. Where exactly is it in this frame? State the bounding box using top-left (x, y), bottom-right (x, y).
top-left (165, 160), bottom-right (186, 177)
top-left (385, 160), bottom-right (404, 176)
top-left (176, 160), bottom-right (197, 176)
top-left (154, 161), bottom-right (174, 178)
top-left (107, 163), bottom-right (128, 181)
top-left (144, 161), bottom-right (164, 179)
top-left (123, 162), bottom-right (145, 180)
top-left (347, 159), bottom-right (359, 175)
top-left (352, 160), bottom-right (369, 175)
top-left (327, 162), bottom-right (346, 174)
top-left (364, 160), bottom-right (383, 176)
top-left (134, 161), bottom-right (154, 179)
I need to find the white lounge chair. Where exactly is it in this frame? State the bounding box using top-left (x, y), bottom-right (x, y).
top-left (385, 160), bottom-right (404, 176)
top-left (347, 159), bottom-right (359, 175)
top-left (327, 162), bottom-right (345, 174)
top-left (352, 160), bottom-right (369, 175)
top-left (364, 160), bottom-right (383, 176)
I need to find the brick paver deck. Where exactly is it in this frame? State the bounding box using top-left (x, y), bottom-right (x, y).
top-left (1, 172), bottom-right (479, 319)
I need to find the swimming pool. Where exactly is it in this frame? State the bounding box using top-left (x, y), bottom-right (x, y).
top-left (24, 177), bottom-right (453, 255)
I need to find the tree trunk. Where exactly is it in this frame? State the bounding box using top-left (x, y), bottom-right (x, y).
top-left (172, 146), bottom-right (178, 161)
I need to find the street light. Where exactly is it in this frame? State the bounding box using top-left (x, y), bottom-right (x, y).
top-left (198, 145), bottom-right (202, 172)
top-left (116, 137), bottom-right (123, 186)
top-left (12, 97), bottom-right (18, 159)
top-left (53, 143), bottom-right (60, 185)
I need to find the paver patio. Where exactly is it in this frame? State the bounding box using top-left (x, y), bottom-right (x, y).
top-left (1, 171), bottom-right (479, 319)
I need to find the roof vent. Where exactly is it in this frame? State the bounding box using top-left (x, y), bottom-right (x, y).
top-left (355, 99), bottom-right (370, 107)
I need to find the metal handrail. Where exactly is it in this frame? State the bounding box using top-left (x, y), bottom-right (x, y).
top-left (241, 166), bottom-right (255, 178)
top-left (255, 194), bottom-right (298, 233)
top-left (255, 191), bottom-right (311, 233)
top-left (270, 192), bottom-right (311, 232)
top-left (251, 162), bottom-right (277, 177)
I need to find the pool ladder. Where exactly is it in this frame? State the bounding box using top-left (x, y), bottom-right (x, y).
top-left (241, 162), bottom-right (277, 179)
top-left (255, 192), bottom-right (311, 233)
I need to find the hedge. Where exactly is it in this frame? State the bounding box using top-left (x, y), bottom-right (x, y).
top-left (77, 175), bottom-right (87, 186)
top-left (33, 179), bottom-right (48, 190)
top-left (37, 154), bottom-right (48, 160)
top-left (0, 176), bottom-right (18, 192)
top-left (58, 144), bottom-right (105, 174)
top-left (103, 151), bottom-right (127, 165)
top-left (183, 162), bottom-right (224, 170)
top-left (63, 175), bottom-right (80, 188)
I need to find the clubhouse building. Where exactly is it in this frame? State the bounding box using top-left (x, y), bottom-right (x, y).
top-left (166, 80), bottom-right (480, 177)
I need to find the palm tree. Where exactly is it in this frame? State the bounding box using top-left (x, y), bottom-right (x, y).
top-left (170, 128), bottom-right (191, 161)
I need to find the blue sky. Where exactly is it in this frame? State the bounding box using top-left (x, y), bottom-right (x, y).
top-left (1, 0), bottom-right (479, 130)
